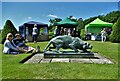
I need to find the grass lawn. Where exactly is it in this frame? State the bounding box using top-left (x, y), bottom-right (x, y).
top-left (2, 41), bottom-right (119, 79)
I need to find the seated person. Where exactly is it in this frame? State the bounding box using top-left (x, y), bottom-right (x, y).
top-left (13, 34), bottom-right (25, 47)
top-left (3, 33), bottom-right (26, 54)
top-left (12, 33), bottom-right (37, 53)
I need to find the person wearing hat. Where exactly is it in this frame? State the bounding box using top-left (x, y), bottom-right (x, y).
top-left (12, 33), bottom-right (25, 47)
top-left (32, 24), bottom-right (38, 43)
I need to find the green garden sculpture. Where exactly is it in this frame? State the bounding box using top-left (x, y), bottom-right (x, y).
top-left (44, 35), bottom-right (92, 53)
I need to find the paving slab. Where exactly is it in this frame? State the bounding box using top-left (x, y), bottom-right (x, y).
top-left (24, 54), bottom-right (43, 64)
top-left (94, 53), bottom-right (102, 58)
top-left (90, 59), bottom-right (106, 64)
top-left (94, 53), bottom-right (106, 59)
top-left (70, 58), bottom-right (93, 63)
top-left (102, 58), bottom-right (114, 64)
top-left (24, 53), bottom-right (114, 64)
top-left (51, 58), bottom-right (69, 62)
top-left (40, 59), bottom-right (51, 63)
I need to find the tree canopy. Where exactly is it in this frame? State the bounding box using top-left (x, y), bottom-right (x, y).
top-left (110, 17), bottom-right (120, 43)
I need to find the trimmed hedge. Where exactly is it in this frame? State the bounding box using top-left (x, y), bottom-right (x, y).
top-left (1, 20), bottom-right (18, 44)
top-left (110, 17), bottom-right (120, 43)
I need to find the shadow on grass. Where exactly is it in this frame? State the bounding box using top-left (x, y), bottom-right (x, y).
top-left (20, 52), bottom-right (43, 63)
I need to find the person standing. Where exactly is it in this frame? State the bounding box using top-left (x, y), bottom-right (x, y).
top-left (68, 28), bottom-right (71, 35)
top-left (54, 26), bottom-right (59, 37)
top-left (101, 28), bottom-right (106, 42)
top-left (60, 27), bottom-right (64, 35)
top-left (107, 28), bottom-right (112, 36)
top-left (64, 28), bottom-right (67, 35)
top-left (32, 24), bottom-right (38, 43)
top-left (72, 28), bottom-right (76, 37)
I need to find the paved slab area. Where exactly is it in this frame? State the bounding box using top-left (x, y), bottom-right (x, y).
top-left (24, 53), bottom-right (114, 64)
top-left (52, 58), bottom-right (69, 62)
top-left (24, 54), bottom-right (43, 64)
top-left (70, 58), bottom-right (93, 63)
top-left (40, 59), bottom-right (51, 63)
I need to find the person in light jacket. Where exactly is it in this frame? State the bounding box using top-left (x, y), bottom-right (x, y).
top-left (32, 24), bottom-right (38, 43)
top-left (101, 28), bottom-right (106, 42)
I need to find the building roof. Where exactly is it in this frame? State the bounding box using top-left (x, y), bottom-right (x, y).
top-left (24, 21), bottom-right (47, 25)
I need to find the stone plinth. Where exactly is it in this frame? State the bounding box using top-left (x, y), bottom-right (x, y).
top-left (44, 50), bottom-right (94, 58)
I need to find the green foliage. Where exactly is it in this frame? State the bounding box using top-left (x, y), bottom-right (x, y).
top-left (48, 18), bottom-right (62, 38)
top-left (77, 18), bottom-right (84, 31)
top-left (84, 16), bottom-right (98, 25)
top-left (48, 26), bottom-right (55, 39)
top-left (69, 16), bottom-right (77, 22)
top-left (80, 29), bottom-right (85, 40)
top-left (49, 18), bottom-right (62, 26)
top-left (39, 28), bottom-right (44, 35)
top-left (103, 11), bottom-right (120, 23)
top-left (110, 17), bottom-right (120, 43)
top-left (0, 34), bottom-right (2, 43)
top-left (106, 33), bottom-right (110, 41)
top-left (49, 31), bottom-right (54, 39)
top-left (1, 20), bottom-right (18, 44)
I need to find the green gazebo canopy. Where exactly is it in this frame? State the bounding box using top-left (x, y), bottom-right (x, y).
top-left (56, 17), bottom-right (78, 27)
top-left (85, 18), bottom-right (113, 34)
top-left (85, 18), bottom-right (113, 28)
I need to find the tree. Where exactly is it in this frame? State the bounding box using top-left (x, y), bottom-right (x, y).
top-left (80, 29), bottom-right (85, 40)
top-left (110, 17), bottom-right (120, 43)
top-left (49, 18), bottom-right (62, 26)
top-left (76, 18), bottom-right (84, 38)
top-left (1, 20), bottom-right (18, 44)
top-left (48, 18), bottom-right (62, 34)
top-left (77, 18), bottom-right (84, 31)
top-left (83, 16), bottom-right (98, 25)
top-left (69, 16), bottom-right (77, 22)
top-left (104, 11), bottom-right (120, 23)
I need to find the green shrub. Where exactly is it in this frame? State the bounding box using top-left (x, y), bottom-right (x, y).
top-left (110, 17), bottom-right (120, 43)
top-left (49, 31), bottom-right (54, 40)
top-left (39, 28), bottom-right (44, 35)
top-left (48, 26), bottom-right (55, 40)
top-left (0, 34), bottom-right (2, 43)
top-left (1, 20), bottom-right (18, 44)
top-left (80, 29), bottom-right (85, 40)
